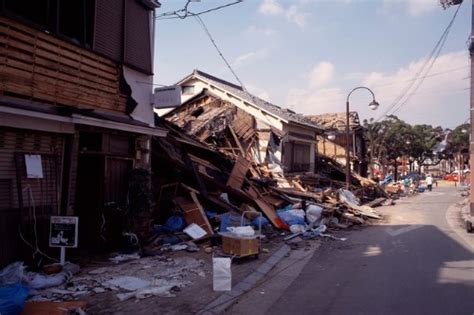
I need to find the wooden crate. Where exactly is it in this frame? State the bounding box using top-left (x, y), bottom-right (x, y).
top-left (221, 234), bottom-right (259, 257)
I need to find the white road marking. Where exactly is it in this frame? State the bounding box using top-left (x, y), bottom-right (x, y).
top-left (385, 225), bottom-right (423, 237)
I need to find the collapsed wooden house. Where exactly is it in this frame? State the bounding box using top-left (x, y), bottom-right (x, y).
top-left (163, 70), bottom-right (325, 179)
top-left (306, 112), bottom-right (368, 176)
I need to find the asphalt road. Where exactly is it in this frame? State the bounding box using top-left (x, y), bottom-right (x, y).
top-left (231, 186), bottom-right (474, 315)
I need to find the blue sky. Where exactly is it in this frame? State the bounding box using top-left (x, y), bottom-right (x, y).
top-left (154, 0), bottom-right (471, 128)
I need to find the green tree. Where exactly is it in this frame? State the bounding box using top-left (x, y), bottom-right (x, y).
top-left (405, 124), bottom-right (439, 172)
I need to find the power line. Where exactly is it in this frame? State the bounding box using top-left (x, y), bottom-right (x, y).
top-left (194, 15), bottom-right (247, 91)
top-left (375, 2), bottom-right (462, 121)
top-left (156, 0), bottom-right (243, 20)
top-left (389, 3), bottom-right (462, 117)
top-left (370, 65), bottom-right (468, 89)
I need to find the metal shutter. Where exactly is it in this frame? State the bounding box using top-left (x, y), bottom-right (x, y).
top-left (94, 0), bottom-right (124, 62)
top-left (124, 0), bottom-right (152, 74)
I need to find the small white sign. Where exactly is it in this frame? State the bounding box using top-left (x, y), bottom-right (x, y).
top-left (25, 155), bottom-right (43, 179)
top-left (50, 216), bottom-right (79, 248)
top-left (153, 86), bottom-right (182, 108)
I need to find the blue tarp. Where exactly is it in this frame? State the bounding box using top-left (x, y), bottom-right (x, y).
top-left (0, 284), bottom-right (29, 315)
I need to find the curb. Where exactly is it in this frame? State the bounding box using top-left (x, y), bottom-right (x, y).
top-left (460, 197), bottom-right (471, 222)
top-left (198, 244), bottom-right (291, 314)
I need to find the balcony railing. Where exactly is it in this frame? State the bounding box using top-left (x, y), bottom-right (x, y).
top-left (0, 16), bottom-right (127, 113)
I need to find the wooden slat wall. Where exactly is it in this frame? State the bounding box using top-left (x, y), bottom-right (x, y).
top-left (0, 127), bottom-right (63, 211)
top-left (0, 127), bottom-right (64, 267)
top-left (0, 16), bottom-right (127, 113)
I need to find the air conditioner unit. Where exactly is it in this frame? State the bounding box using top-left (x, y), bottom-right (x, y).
top-left (152, 86), bottom-right (182, 109)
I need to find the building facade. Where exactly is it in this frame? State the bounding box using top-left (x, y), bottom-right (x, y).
top-left (0, 0), bottom-right (166, 266)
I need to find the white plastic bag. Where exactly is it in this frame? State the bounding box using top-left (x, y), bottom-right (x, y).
top-left (213, 257), bottom-right (232, 291)
top-left (306, 205), bottom-right (323, 224)
top-left (226, 226), bottom-right (255, 237)
top-left (0, 262), bottom-right (26, 285)
top-left (289, 224), bottom-right (306, 234)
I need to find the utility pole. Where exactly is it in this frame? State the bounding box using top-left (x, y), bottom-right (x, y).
top-left (470, 0), bottom-right (474, 217)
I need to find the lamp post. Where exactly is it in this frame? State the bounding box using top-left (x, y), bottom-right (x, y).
top-left (345, 87), bottom-right (379, 189)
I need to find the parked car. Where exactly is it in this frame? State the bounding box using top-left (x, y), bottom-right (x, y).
top-left (444, 170), bottom-right (470, 182)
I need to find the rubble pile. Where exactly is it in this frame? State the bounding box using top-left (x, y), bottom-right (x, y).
top-left (150, 118), bottom-right (388, 242)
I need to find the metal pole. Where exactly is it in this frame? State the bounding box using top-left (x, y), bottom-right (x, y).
top-left (346, 100), bottom-right (350, 189)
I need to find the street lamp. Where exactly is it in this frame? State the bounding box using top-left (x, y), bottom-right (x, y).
top-left (327, 131), bottom-right (336, 141)
top-left (345, 87), bottom-right (379, 189)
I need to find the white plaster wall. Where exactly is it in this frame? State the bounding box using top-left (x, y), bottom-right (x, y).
top-left (180, 79), bottom-right (208, 103)
top-left (124, 66), bottom-right (155, 126)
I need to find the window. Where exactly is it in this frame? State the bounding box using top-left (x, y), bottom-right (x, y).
top-left (2, 0), bottom-right (95, 48)
top-left (283, 141), bottom-right (311, 172)
top-left (182, 85), bottom-right (195, 95)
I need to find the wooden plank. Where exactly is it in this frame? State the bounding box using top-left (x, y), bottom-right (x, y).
top-left (226, 156), bottom-right (251, 189)
top-left (243, 182), bottom-right (288, 229)
top-left (1, 39), bottom-right (119, 83)
top-left (363, 197), bottom-right (386, 208)
top-left (3, 80), bottom-right (125, 113)
top-left (1, 20), bottom-right (117, 73)
top-left (272, 187), bottom-right (324, 203)
top-left (1, 31), bottom-right (119, 82)
top-left (22, 300), bottom-right (87, 315)
top-left (175, 193), bottom-right (213, 238)
top-left (1, 69), bottom-right (124, 111)
top-left (228, 125), bottom-right (245, 156)
top-left (5, 57), bottom-right (118, 95)
top-left (5, 57), bottom-right (119, 94)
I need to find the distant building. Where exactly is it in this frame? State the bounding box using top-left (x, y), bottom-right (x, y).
top-left (306, 112), bottom-right (367, 176)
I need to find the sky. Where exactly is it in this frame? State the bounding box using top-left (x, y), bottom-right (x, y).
top-left (154, 0), bottom-right (471, 128)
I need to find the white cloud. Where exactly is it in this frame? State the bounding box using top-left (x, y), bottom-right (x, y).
top-left (287, 87), bottom-right (345, 115)
top-left (259, 0), bottom-right (307, 27)
top-left (309, 62), bottom-right (334, 88)
top-left (379, 0), bottom-right (438, 17)
top-left (233, 49), bottom-right (268, 68)
top-left (245, 25), bottom-right (277, 37)
top-left (286, 51), bottom-right (469, 126)
top-left (286, 5), bottom-right (307, 27)
top-left (259, 0), bottom-right (283, 15)
top-left (362, 50), bottom-right (469, 124)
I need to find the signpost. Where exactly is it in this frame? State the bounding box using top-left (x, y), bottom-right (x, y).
top-left (49, 216), bottom-right (79, 265)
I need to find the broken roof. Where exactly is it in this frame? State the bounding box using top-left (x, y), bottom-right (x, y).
top-left (306, 112), bottom-right (361, 131)
top-left (177, 69), bottom-right (324, 131)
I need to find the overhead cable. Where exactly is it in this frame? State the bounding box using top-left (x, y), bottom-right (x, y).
top-left (194, 15), bottom-right (247, 91)
top-left (375, 3), bottom-right (462, 120)
top-left (156, 0), bottom-right (243, 20)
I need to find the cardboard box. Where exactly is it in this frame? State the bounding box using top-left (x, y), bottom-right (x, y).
top-left (221, 234), bottom-right (259, 257)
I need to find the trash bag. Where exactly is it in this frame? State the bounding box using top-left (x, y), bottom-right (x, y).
top-left (0, 262), bottom-right (26, 286)
top-left (306, 205), bottom-right (323, 224)
top-left (278, 209), bottom-right (305, 226)
top-left (289, 224), bottom-right (306, 234)
top-left (338, 189), bottom-right (361, 205)
top-left (213, 257), bottom-right (231, 291)
top-left (252, 216), bottom-right (269, 226)
top-left (0, 284), bottom-right (29, 315)
top-left (27, 271), bottom-right (68, 289)
top-left (165, 215), bottom-right (186, 232)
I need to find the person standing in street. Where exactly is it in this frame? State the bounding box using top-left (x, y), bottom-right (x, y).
top-left (426, 174), bottom-right (433, 191)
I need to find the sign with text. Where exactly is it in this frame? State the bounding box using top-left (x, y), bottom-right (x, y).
top-left (49, 216), bottom-right (79, 248)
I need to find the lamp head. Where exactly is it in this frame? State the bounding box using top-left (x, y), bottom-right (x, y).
top-left (327, 131), bottom-right (336, 141)
top-left (369, 100), bottom-right (379, 111)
